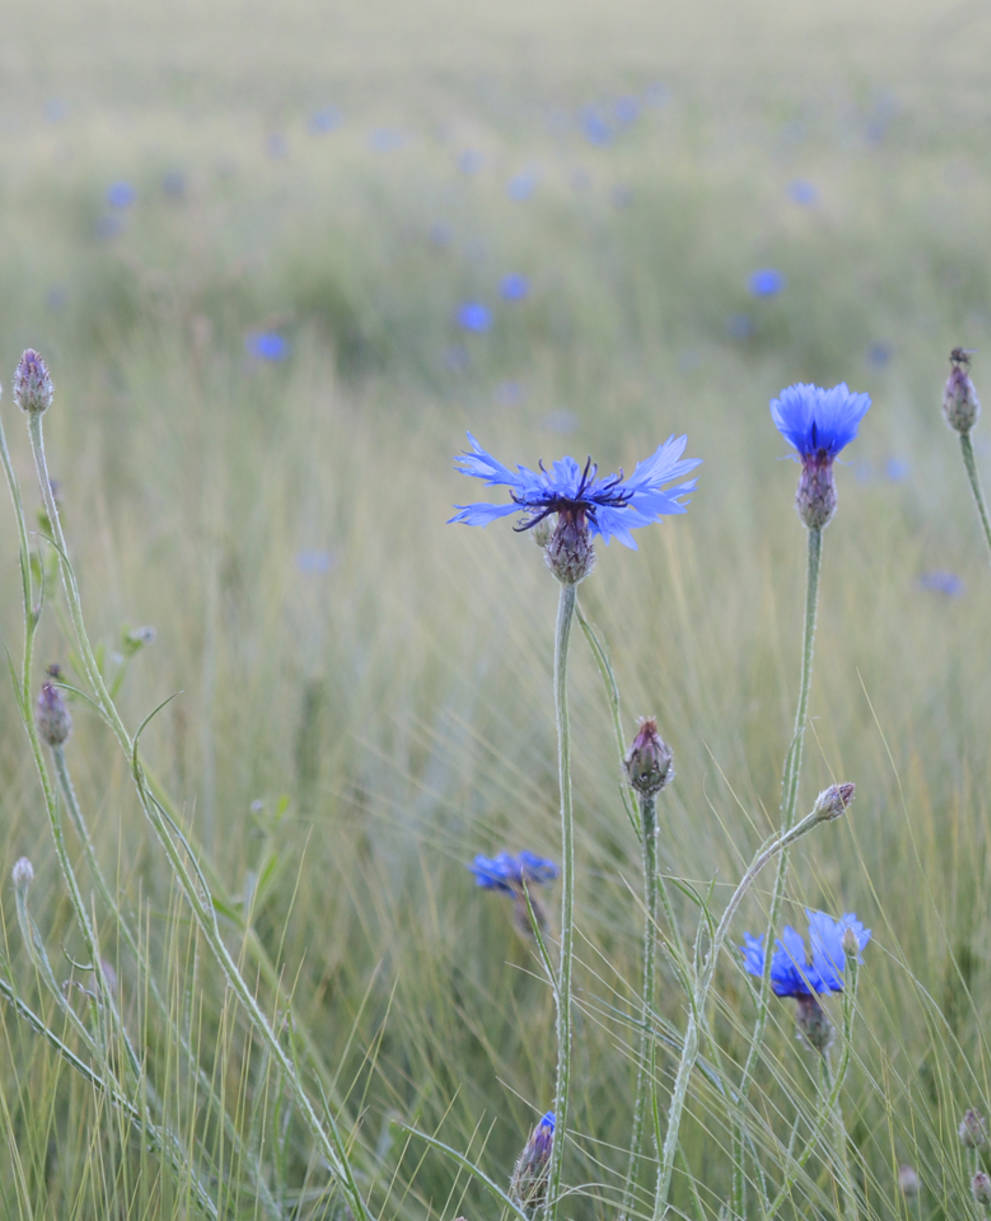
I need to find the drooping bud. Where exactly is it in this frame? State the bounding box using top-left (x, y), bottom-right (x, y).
top-left (544, 509), bottom-right (595, 586)
top-left (36, 670), bottom-right (71, 747)
top-left (897, 1164), bottom-right (920, 1199)
top-left (794, 994), bottom-right (833, 1053)
top-left (796, 455), bottom-right (838, 530)
top-left (13, 349), bottom-right (54, 415)
top-left (12, 857), bottom-right (34, 892)
top-left (624, 718), bottom-right (674, 798)
top-left (959, 1108), bottom-right (988, 1149)
top-left (942, 349), bottom-right (980, 435)
top-left (508, 1112), bottom-right (554, 1216)
top-left (812, 782), bottom-right (855, 824)
top-left (972, 1171), bottom-right (991, 1208)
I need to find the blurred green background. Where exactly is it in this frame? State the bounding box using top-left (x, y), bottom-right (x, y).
top-left (1, 0), bottom-right (990, 1216)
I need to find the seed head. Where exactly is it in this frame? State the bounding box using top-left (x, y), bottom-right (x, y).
top-left (13, 349), bottom-right (54, 415)
top-left (12, 857), bottom-right (34, 892)
top-left (942, 348), bottom-right (980, 435)
top-left (624, 718), bottom-right (674, 798)
top-left (36, 673), bottom-right (72, 747)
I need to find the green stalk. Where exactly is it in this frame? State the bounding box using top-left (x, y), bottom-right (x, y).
top-left (544, 581), bottom-right (577, 1221)
top-left (959, 433), bottom-right (991, 561)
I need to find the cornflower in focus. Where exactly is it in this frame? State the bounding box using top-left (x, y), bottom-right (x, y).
top-left (770, 382), bottom-right (871, 528)
top-left (741, 910), bottom-right (871, 1051)
top-left (449, 433), bottom-right (699, 584)
top-left (469, 851), bottom-right (558, 935)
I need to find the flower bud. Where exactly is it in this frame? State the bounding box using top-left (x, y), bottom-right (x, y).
top-left (795, 994), bottom-right (833, 1053)
top-left (812, 782), bottom-right (855, 824)
top-left (509, 1112), bottom-right (554, 1215)
top-left (897, 1164), bottom-right (920, 1199)
top-left (973, 1171), bottom-right (991, 1208)
top-left (624, 718), bottom-right (674, 798)
top-left (36, 673), bottom-right (71, 747)
top-left (796, 456), bottom-right (838, 530)
top-left (942, 348), bottom-right (980, 435)
top-left (544, 509), bottom-right (595, 585)
top-left (530, 517), bottom-right (552, 549)
top-left (841, 926), bottom-right (861, 959)
top-left (13, 349), bottom-right (54, 415)
top-left (959, 1108), bottom-right (988, 1149)
top-left (12, 857), bottom-right (34, 892)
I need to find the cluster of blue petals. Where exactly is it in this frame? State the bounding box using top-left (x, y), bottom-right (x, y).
top-left (449, 433), bottom-right (700, 549)
top-left (741, 910), bottom-right (871, 997)
top-left (469, 851), bottom-right (559, 893)
top-left (770, 383), bottom-right (871, 461)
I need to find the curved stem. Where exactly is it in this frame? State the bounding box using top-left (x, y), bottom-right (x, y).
top-left (544, 581), bottom-right (577, 1221)
top-left (959, 433), bottom-right (991, 562)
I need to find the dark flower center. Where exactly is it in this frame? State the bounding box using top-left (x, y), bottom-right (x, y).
top-left (512, 456), bottom-right (630, 532)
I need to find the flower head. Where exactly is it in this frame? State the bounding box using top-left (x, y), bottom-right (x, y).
top-left (942, 347), bottom-right (980, 434)
top-left (624, 718), bottom-right (674, 798)
top-left (13, 349), bottom-right (54, 415)
top-left (741, 909), bottom-right (871, 998)
top-left (449, 433), bottom-right (700, 551)
top-left (770, 382), bottom-right (871, 528)
top-left (469, 851), bottom-right (558, 894)
top-left (509, 1112), bottom-right (554, 1214)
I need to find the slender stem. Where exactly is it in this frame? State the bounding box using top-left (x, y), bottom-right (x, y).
top-left (959, 433), bottom-right (991, 561)
top-left (544, 581), bottom-right (577, 1221)
top-left (620, 792), bottom-right (659, 1218)
top-left (732, 524), bottom-right (822, 1213)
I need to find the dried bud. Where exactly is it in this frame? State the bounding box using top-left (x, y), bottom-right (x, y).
top-left (973, 1170), bottom-right (991, 1208)
top-left (796, 455), bottom-right (838, 530)
top-left (959, 1108), bottom-right (988, 1149)
top-left (36, 676), bottom-right (71, 747)
top-left (624, 718), bottom-right (674, 798)
top-left (942, 349), bottom-right (980, 435)
top-left (13, 349), bottom-right (54, 415)
top-left (509, 1112), bottom-right (554, 1215)
top-left (813, 783), bottom-right (855, 823)
top-left (12, 857), bottom-right (34, 892)
top-left (544, 509), bottom-right (595, 585)
top-left (897, 1164), bottom-right (920, 1199)
top-left (795, 994), bottom-right (833, 1053)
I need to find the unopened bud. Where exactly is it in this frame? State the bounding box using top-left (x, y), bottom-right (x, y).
top-left (795, 994), bottom-right (833, 1053)
top-left (897, 1164), bottom-right (920, 1199)
top-left (813, 782), bottom-right (855, 823)
top-left (959, 1108), bottom-right (988, 1149)
top-left (36, 674), bottom-right (71, 747)
top-left (509, 1112), bottom-right (554, 1215)
top-left (942, 349), bottom-right (980, 435)
top-left (842, 926), bottom-right (860, 958)
top-left (530, 517), bottom-right (552, 549)
top-left (12, 857), bottom-right (34, 891)
top-left (624, 718), bottom-right (674, 798)
top-left (973, 1170), bottom-right (991, 1207)
top-left (13, 349), bottom-right (54, 415)
top-left (544, 509), bottom-right (595, 585)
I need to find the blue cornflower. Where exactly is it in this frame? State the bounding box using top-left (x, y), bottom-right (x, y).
top-left (449, 433), bottom-right (700, 553)
top-left (246, 331), bottom-right (290, 362)
top-left (741, 909), bottom-right (871, 998)
top-left (771, 382), bottom-right (871, 528)
top-left (749, 268), bottom-right (784, 297)
top-left (456, 302), bottom-right (492, 333)
top-left (500, 273), bottom-right (530, 301)
top-left (106, 181), bottom-right (136, 208)
top-left (469, 851), bottom-right (558, 894)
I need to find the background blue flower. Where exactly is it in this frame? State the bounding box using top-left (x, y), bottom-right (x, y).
top-left (469, 851), bottom-right (559, 893)
top-left (741, 910), bottom-right (871, 997)
top-left (748, 268), bottom-right (784, 297)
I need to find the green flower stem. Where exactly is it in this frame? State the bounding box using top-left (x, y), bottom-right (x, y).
top-left (959, 433), bottom-right (991, 562)
top-left (619, 790), bottom-right (660, 1219)
top-left (22, 409), bottom-right (371, 1221)
top-left (650, 798), bottom-right (833, 1218)
top-left (732, 524), bottom-right (822, 1213)
top-left (544, 581), bottom-right (577, 1221)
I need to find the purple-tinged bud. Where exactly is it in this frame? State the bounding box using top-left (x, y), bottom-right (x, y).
top-left (795, 994), bottom-right (833, 1053)
top-left (959, 1108), bottom-right (988, 1149)
top-left (36, 673), bottom-right (71, 747)
top-left (12, 857), bottom-right (34, 892)
top-left (13, 349), bottom-right (54, 415)
top-left (624, 718), bottom-right (674, 798)
top-left (897, 1164), bottom-right (920, 1199)
top-left (509, 1112), bottom-right (554, 1215)
top-left (972, 1170), bottom-right (991, 1208)
top-left (943, 348), bottom-right (980, 435)
top-left (796, 454), bottom-right (838, 530)
top-left (813, 782), bottom-right (855, 824)
top-left (544, 508), bottom-right (595, 585)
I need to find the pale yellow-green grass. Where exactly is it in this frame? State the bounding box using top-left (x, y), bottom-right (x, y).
top-left (1, 0), bottom-right (990, 1216)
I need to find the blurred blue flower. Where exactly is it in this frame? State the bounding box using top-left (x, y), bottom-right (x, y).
top-left (507, 170), bottom-right (538, 201)
top-left (614, 96), bottom-right (640, 125)
top-left (369, 127), bottom-right (406, 152)
top-left (770, 382), bottom-right (871, 460)
top-left (450, 432), bottom-right (700, 548)
top-left (726, 313), bottom-right (754, 340)
top-left (458, 148), bottom-right (483, 175)
top-left (162, 169), bottom-right (186, 198)
top-left (918, 570), bottom-right (963, 596)
top-left (748, 268), bottom-right (784, 297)
top-left (296, 549), bottom-right (336, 575)
top-left (500, 273), bottom-right (530, 301)
top-left (741, 910), bottom-right (871, 997)
top-left (309, 106), bottom-right (341, 133)
top-left (494, 380), bottom-right (525, 406)
top-left (867, 341), bottom-right (893, 369)
top-left (469, 851), bottom-right (558, 893)
top-left (581, 107), bottom-right (612, 145)
top-left (106, 181), bottom-right (136, 208)
top-left (788, 179), bottom-right (818, 205)
top-left (246, 331), bottom-right (289, 362)
top-left (455, 302), bottom-right (492, 333)
top-left (884, 456), bottom-right (909, 482)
